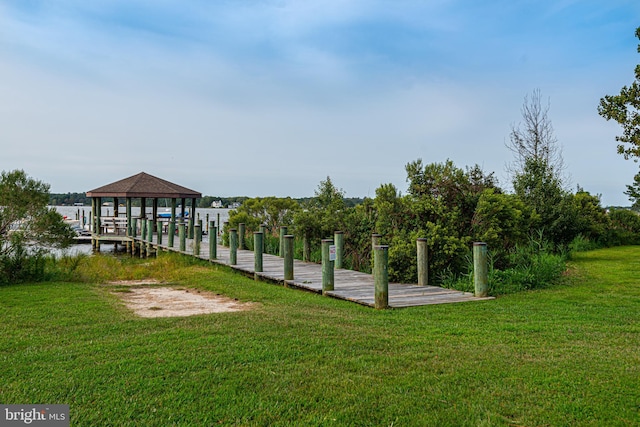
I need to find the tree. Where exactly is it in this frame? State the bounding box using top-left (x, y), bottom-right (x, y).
top-left (598, 27), bottom-right (640, 161)
top-left (624, 172), bottom-right (640, 210)
top-left (0, 170), bottom-right (75, 283)
top-left (507, 89), bottom-right (565, 182)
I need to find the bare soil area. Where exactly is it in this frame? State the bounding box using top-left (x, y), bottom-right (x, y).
top-left (107, 281), bottom-right (254, 318)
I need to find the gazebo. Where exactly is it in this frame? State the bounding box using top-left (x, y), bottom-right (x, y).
top-left (86, 172), bottom-right (202, 249)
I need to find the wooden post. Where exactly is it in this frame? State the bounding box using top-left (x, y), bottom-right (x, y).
top-left (334, 231), bottom-right (344, 269)
top-left (303, 234), bottom-right (311, 262)
top-left (279, 226), bottom-right (287, 257)
top-left (238, 223), bottom-right (246, 250)
top-left (168, 220), bottom-right (175, 248)
top-left (371, 233), bottom-right (381, 271)
top-left (96, 196), bottom-right (102, 234)
top-left (206, 214), bottom-right (209, 234)
top-left (284, 235), bottom-right (294, 281)
top-left (372, 233), bottom-right (382, 250)
top-left (152, 198), bottom-right (158, 230)
top-left (188, 198), bottom-right (196, 239)
top-left (374, 245), bottom-right (389, 309)
top-left (156, 221), bottom-right (163, 247)
top-left (259, 224), bottom-right (267, 253)
top-left (217, 213), bottom-right (221, 235)
top-left (473, 242), bottom-right (489, 297)
top-left (209, 221), bottom-right (217, 260)
top-left (194, 223), bottom-right (201, 256)
top-left (126, 198), bottom-right (132, 236)
top-left (141, 197), bottom-right (146, 220)
top-left (254, 232), bottom-right (263, 274)
top-left (229, 229), bottom-right (238, 265)
top-left (179, 221), bottom-right (186, 252)
top-left (141, 219), bottom-right (147, 243)
top-left (321, 239), bottom-right (334, 294)
top-left (131, 218), bottom-right (137, 256)
top-left (146, 219), bottom-right (154, 257)
top-left (417, 238), bottom-right (428, 286)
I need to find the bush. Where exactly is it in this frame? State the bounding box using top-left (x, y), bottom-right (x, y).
top-left (605, 209), bottom-right (640, 246)
top-left (439, 235), bottom-right (567, 296)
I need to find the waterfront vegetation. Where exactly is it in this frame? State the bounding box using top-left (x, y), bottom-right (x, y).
top-left (224, 161), bottom-right (640, 295)
top-left (0, 248), bottom-right (638, 425)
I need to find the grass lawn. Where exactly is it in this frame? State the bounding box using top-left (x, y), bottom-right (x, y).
top-left (0, 247), bottom-right (638, 426)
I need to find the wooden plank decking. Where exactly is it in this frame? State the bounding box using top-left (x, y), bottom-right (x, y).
top-left (131, 234), bottom-right (494, 308)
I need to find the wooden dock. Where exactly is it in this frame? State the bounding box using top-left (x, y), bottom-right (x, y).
top-left (128, 234), bottom-right (494, 309)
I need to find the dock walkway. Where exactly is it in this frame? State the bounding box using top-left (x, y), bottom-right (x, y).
top-left (131, 234), bottom-right (494, 309)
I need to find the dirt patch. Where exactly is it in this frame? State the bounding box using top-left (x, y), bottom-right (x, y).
top-left (112, 285), bottom-right (254, 318)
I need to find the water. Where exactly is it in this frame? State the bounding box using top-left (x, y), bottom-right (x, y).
top-left (54, 206), bottom-right (231, 224)
top-left (52, 206), bottom-right (232, 256)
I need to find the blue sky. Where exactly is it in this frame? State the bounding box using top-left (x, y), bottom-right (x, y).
top-left (1, 1), bottom-right (639, 205)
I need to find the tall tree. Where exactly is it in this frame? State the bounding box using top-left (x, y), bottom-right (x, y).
top-left (507, 89), bottom-right (565, 182)
top-left (598, 27), bottom-right (640, 161)
top-left (0, 170), bottom-right (75, 283)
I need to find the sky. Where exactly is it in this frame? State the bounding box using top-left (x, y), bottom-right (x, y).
top-left (1, 1), bottom-right (640, 206)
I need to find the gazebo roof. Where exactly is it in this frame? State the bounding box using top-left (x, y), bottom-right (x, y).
top-left (86, 172), bottom-right (202, 199)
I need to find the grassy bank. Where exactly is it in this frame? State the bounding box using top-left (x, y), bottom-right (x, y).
top-left (0, 248), bottom-right (638, 425)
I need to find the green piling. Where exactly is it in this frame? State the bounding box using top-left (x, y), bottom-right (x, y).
top-left (141, 219), bottom-right (147, 243)
top-left (371, 233), bottom-right (382, 270)
top-left (254, 232), bottom-right (263, 274)
top-left (302, 234), bottom-right (311, 262)
top-left (259, 224), bottom-right (267, 253)
top-left (238, 223), bottom-right (245, 250)
top-left (168, 220), bottom-right (175, 248)
top-left (156, 221), bottom-right (163, 247)
top-left (279, 226), bottom-right (287, 257)
top-left (417, 238), bottom-right (428, 286)
top-left (284, 235), bottom-right (294, 281)
top-left (146, 219), bottom-right (154, 257)
top-left (179, 222), bottom-right (186, 252)
top-left (473, 242), bottom-right (488, 297)
top-left (209, 221), bottom-right (217, 260)
top-left (321, 239), bottom-right (334, 294)
top-left (194, 224), bottom-right (201, 256)
top-left (126, 198), bottom-right (132, 236)
top-left (334, 231), bottom-right (344, 269)
top-left (374, 245), bottom-right (389, 309)
top-left (229, 229), bottom-right (238, 265)
top-left (188, 205), bottom-right (195, 239)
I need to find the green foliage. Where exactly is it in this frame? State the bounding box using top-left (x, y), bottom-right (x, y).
top-left (570, 190), bottom-right (610, 244)
top-left (471, 189), bottom-right (531, 259)
top-left (512, 158), bottom-right (581, 245)
top-left (606, 208), bottom-right (640, 245)
top-left (292, 176), bottom-right (347, 257)
top-left (342, 200), bottom-right (376, 272)
top-left (623, 171), bottom-right (640, 209)
top-left (228, 196), bottom-right (299, 234)
top-left (48, 192), bottom-right (89, 206)
top-left (441, 233), bottom-right (567, 295)
top-left (0, 170), bottom-right (75, 284)
top-left (598, 27), bottom-right (640, 161)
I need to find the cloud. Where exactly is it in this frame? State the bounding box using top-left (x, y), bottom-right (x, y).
top-left (1, 0), bottom-right (639, 206)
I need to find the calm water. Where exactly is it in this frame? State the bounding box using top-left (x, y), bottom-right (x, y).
top-left (54, 206), bottom-right (231, 224)
top-left (52, 206), bottom-right (232, 256)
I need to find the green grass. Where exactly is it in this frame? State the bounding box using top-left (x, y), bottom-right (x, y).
top-left (1, 248), bottom-right (639, 426)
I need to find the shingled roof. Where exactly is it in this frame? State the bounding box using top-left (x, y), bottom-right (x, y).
top-left (86, 172), bottom-right (202, 199)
